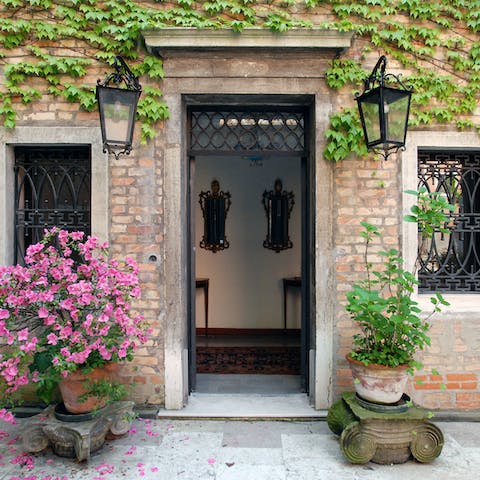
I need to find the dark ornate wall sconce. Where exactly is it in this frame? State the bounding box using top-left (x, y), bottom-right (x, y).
top-left (199, 179), bottom-right (232, 253)
top-left (262, 179), bottom-right (295, 253)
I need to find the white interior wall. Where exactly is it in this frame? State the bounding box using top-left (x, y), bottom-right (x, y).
top-left (195, 155), bottom-right (301, 330)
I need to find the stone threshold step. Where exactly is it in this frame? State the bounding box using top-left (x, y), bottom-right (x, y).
top-left (156, 393), bottom-right (327, 420)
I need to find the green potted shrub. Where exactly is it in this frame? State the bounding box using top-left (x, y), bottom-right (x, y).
top-left (345, 188), bottom-right (454, 404)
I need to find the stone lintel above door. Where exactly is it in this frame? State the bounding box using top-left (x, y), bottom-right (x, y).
top-left (142, 27), bottom-right (352, 54)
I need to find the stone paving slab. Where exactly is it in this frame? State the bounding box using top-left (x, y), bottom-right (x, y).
top-left (0, 418), bottom-right (478, 479)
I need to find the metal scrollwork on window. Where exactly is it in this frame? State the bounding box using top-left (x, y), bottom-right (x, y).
top-left (14, 146), bottom-right (91, 264)
top-left (189, 109), bottom-right (306, 156)
top-left (418, 150), bottom-right (480, 292)
top-left (262, 179), bottom-right (294, 253)
top-left (199, 179), bottom-right (232, 253)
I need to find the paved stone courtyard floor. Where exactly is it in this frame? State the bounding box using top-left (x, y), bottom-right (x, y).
top-left (0, 418), bottom-right (479, 480)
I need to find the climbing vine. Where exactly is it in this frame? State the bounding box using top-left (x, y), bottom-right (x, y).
top-left (0, 0), bottom-right (479, 157)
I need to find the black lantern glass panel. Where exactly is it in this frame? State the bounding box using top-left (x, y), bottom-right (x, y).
top-left (97, 86), bottom-right (140, 151)
top-left (96, 56), bottom-right (142, 159)
top-left (199, 180), bottom-right (232, 253)
top-left (262, 179), bottom-right (294, 253)
top-left (356, 56), bottom-right (412, 160)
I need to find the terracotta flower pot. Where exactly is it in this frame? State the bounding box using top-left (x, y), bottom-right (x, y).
top-left (346, 354), bottom-right (409, 405)
top-left (58, 363), bottom-right (117, 414)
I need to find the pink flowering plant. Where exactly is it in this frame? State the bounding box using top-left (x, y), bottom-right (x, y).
top-left (0, 228), bottom-right (150, 421)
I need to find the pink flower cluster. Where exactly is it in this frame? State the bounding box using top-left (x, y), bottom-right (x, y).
top-left (0, 228), bottom-right (151, 419)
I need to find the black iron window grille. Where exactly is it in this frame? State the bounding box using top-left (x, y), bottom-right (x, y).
top-left (14, 146), bottom-right (91, 264)
top-left (189, 109), bottom-right (306, 155)
top-left (418, 150), bottom-right (480, 293)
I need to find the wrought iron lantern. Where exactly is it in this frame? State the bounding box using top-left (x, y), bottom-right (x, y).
top-left (355, 55), bottom-right (412, 160)
top-left (96, 56), bottom-right (142, 159)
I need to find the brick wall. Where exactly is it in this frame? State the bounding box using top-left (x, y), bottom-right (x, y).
top-left (4, 47), bottom-right (167, 404)
top-left (410, 315), bottom-right (480, 410)
top-left (2, 9), bottom-right (479, 412)
top-left (108, 130), bottom-right (166, 405)
top-left (6, 84), bottom-right (480, 411)
top-left (332, 153), bottom-right (480, 412)
top-left (332, 155), bottom-right (402, 400)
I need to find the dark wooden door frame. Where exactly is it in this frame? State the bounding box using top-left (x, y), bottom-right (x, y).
top-left (185, 95), bottom-right (314, 394)
top-left (187, 154), bottom-right (197, 392)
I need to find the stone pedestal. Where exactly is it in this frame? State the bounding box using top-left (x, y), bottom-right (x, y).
top-left (21, 401), bottom-right (135, 461)
top-left (327, 392), bottom-right (444, 465)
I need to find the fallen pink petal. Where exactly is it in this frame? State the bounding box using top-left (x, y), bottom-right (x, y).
top-left (93, 463), bottom-right (114, 475)
top-left (207, 458), bottom-right (216, 465)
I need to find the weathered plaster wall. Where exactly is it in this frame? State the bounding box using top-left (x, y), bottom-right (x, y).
top-left (194, 155), bottom-right (302, 331)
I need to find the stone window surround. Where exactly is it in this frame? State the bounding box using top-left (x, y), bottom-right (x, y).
top-left (0, 126), bottom-right (108, 265)
top-left (401, 130), bottom-right (480, 313)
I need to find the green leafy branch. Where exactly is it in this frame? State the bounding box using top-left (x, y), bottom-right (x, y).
top-left (323, 108), bottom-right (368, 162)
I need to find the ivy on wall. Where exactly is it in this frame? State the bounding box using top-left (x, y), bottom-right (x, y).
top-left (0, 0), bottom-right (479, 159)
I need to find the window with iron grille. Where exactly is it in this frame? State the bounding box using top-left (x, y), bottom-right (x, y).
top-left (418, 150), bottom-right (480, 293)
top-left (14, 146), bottom-right (91, 264)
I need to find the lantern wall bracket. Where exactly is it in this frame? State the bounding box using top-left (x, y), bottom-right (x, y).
top-left (98, 55), bottom-right (141, 94)
top-left (362, 55), bottom-right (409, 93)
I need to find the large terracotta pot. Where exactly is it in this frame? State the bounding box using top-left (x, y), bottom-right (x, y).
top-left (58, 363), bottom-right (118, 414)
top-left (346, 354), bottom-right (409, 405)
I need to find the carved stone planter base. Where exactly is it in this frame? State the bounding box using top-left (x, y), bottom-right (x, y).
top-left (327, 392), bottom-right (444, 465)
top-left (21, 401), bottom-right (135, 461)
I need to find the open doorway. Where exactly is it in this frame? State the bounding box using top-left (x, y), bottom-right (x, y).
top-left (187, 100), bottom-right (312, 395)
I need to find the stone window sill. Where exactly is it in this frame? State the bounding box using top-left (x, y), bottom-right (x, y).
top-left (418, 294), bottom-right (480, 314)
